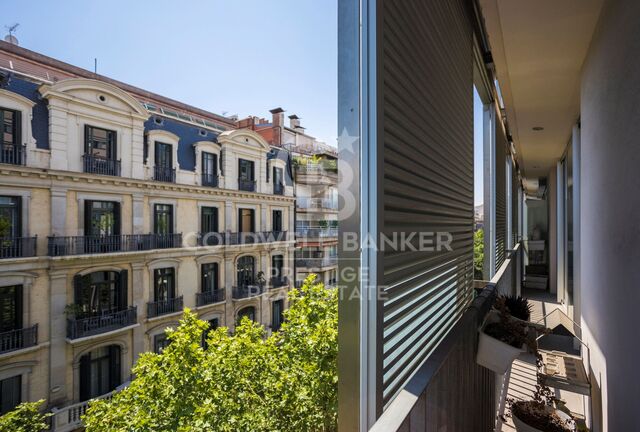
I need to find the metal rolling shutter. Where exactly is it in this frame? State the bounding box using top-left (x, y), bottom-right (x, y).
top-left (495, 126), bottom-right (507, 271)
top-left (511, 161), bottom-right (519, 245)
top-left (381, 0), bottom-right (474, 406)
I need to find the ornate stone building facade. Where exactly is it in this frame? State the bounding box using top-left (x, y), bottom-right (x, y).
top-left (0, 41), bottom-right (295, 428)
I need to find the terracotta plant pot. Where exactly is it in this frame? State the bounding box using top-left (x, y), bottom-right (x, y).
top-left (512, 406), bottom-right (575, 432)
top-left (476, 311), bottom-right (525, 374)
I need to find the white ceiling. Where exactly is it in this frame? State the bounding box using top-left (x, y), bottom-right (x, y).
top-left (479, 0), bottom-right (604, 178)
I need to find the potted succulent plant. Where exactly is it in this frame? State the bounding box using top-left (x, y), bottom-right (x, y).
top-left (500, 295), bottom-right (533, 321)
top-left (476, 296), bottom-right (539, 374)
top-left (507, 384), bottom-right (577, 432)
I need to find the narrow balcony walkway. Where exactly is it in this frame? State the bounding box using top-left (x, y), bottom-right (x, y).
top-left (496, 289), bottom-right (588, 432)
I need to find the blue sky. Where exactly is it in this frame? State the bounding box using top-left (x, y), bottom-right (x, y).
top-left (4, 1), bottom-right (484, 204)
top-left (4, 0), bottom-right (338, 144)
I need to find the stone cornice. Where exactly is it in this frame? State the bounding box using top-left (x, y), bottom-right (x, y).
top-left (0, 165), bottom-right (296, 203)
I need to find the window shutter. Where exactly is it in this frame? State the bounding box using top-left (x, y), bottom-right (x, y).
top-left (237, 209), bottom-right (242, 232)
top-left (379, 0), bottom-right (475, 407)
top-left (84, 200), bottom-right (92, 236)
top-left (119, 270), bottom-right (128, 310)
top-left (266, 161), bottom-right (270, 183)
top-left (14, 110), bottom-right (22, 146)
top-left (73, 274), bottom-right (83, 304)
top-left (495, 128), bottom-right (508, 272)
top-left (219, 149), bottom-right (224, 176)
top-left (511, 161), bottom-right (519, 245)
top-left (14, 285), bottom-right (22, 329)
top-left (111, 130), bottom-right (117, 160)
top-left (84, 125), bottom-right (91, 154)
top-left (110, 345), bottom-right (122, 389)
top-left (79, 354), bottom-right (91, 401)
top-left (113, 202), bottom-right (121, 236)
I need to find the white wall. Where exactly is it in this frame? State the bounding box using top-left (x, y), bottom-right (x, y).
top-left (580, 1), bottom-right (640, 430)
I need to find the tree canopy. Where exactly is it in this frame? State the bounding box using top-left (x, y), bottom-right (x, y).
top-left (83, 275), bottom-right (338, 432)
top-left (0, 400), bottom-right (49, 432)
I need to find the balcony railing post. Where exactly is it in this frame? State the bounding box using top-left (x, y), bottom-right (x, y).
top-left (0, 144), bottom-right (26, 165)
top-left (66, 307), bottom-right (137, 339)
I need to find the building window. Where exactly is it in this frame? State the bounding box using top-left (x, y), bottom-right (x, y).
top-left (271, 255), bottom-right (284, 279)
top-left (201, 263), bottom-right (219, 293)
top-left (272, 299), bottom-right (284, 331)
top-left (74, 271), bottom-right (126, 316)
top-left (238, 159), bottom-right (255, 191)
top-left (155, 142), bottom-right (172, 169)
top-left (154, 268), bottom-right (176, 302)
top-left (85, 125), bottom-right (117, 160)
top-left (272, 210), bottom-right (283, 232)
top-left (85, 201), bottom-right (120, 236)
top-left (238, 209), bottom-right (255, 233)
top-left (237, 306), bottom-right (256, 324)
top-left (201, 152), bottom-right (218, 187)
top-left (273, 167), bottom-right (284, 195)
top-left (202, 318), bottom-right (219, 348)
top-left (154, 142), bottom-right (175, 182)
top-left (79, 345), bottom-right (121, 401)
top-left (1, 108), bottom-right (20, 147)
top-left (201, 207), bottom-right (219, 234)
top-left (154, 333), bottom-right (170, 354)
top-left (0, 196), bottom-right (20, 238)
top-left (0, 375), bottom-right (21, 414)
top-left (236, 256), bottom-right (255, 288)
top-left (0, 285), bottom-right (22, 333)
top-left (154, 204), bottom-right (174, 235)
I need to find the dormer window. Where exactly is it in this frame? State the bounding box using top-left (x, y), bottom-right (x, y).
top-left (83, 125), bottom-right (120, 176)
top-left (154, 142), bottom-right (175, 183)
top-left (0, 107), bottom-right (25, 166)
top-left (201, 152), bottom-right (218, 187)
top-left (238, 159), bottom-right (255, 192)
top-left (273, 167), bottom-right (284, 195)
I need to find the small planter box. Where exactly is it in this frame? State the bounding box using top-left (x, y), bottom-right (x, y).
top-left (476, 311), bottom-right (525, 374)
top-left (513, 406), bottom-right (575, 432)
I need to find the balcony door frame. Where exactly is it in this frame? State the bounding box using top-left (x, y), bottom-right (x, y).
top-left (77, 344), bottom-right (122, 402)
top-left (84, 124), bottom-right (117, 161)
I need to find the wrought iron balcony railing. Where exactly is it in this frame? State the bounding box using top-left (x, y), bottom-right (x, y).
top-left (201, 173), bottom-right (219, 187)
top-left (0, 144), bottom-right (26, 165)
top-left (238, 178), bottom-right (256, 192)
top-left (295, 256), bottom-right (338, 268)
top-left (0, 324), bottom-right (38, 354)
top-left (147, 296), bottom-right (183, 318)
top-left (197, 232), bottom-right (225, 246)
top-left (297, 197), bottom-right (338, 210)
top-left (154, 166), bottom-right (176, 183)
top-left (47, 233), bottom-right (182, 256)
top-left (270, 276), bottom-right (289, 289)
top-left (66, 308), bottom-right (137, 339)
top-left (295, 228), bottom-right (339, 238)
top-left (232, 285), bottom-right (264, 300)
top-left (195, 289), bottom-right (226, 307)
top-left (82, 154), bottom-right (121, 176)
top-left (226, 231), bottom-right (288, 245)
top-left (0, 236), bottom-right (37, 259)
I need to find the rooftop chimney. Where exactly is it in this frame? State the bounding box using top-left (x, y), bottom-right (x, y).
top-left (270, 107), bottom-right (285, 127)
top-left (289, 114), bottom-right (301, 129)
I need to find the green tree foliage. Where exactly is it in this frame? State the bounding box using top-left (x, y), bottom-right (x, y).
top-left (0, 400), bottom-right (50, 432)
top-left (83, 275), bottom-right (337, 432)
top-left (474, 228), bottom-right (484, 279)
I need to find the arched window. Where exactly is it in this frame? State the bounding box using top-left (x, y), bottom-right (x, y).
top-left (236, 256), bottom-right (255, 288)
top-left (79, 345), bottom-right (121, 401)
top-left (74, 271), bottom-right (127, 316)
top-left (237, 306), bottom-right (256, 324)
